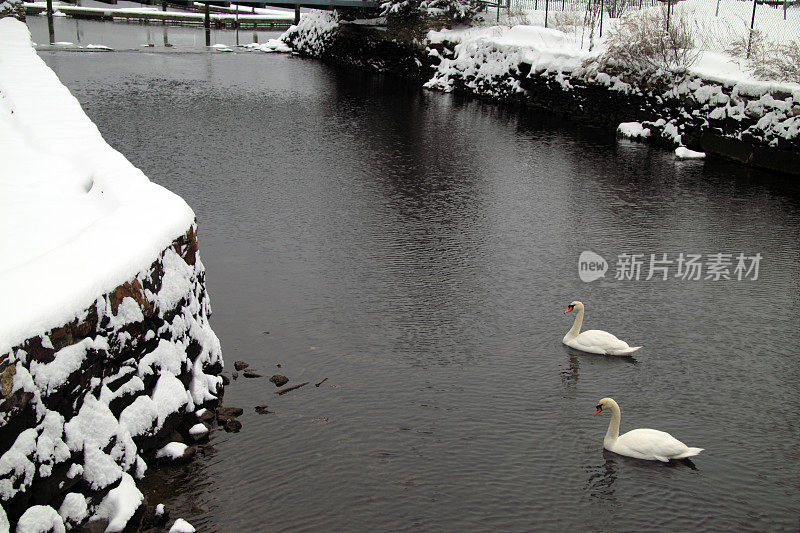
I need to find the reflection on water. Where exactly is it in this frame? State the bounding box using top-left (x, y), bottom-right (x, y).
top-left (39, 45), bottom-right (800, 532)
top-left (586, 454), bottom-right (618, 499)
top-left (560, 345), bottom-right (638, 393)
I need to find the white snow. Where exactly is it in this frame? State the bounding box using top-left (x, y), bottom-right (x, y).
top-left (119, 395), bottom-right (159, 438)
top-left (618, 122), bottom-right (651, 139)
top-left (243, 39), bottom-right (292, 53)
top-left (155, 503), bottom-right (165, 517)
top-left (188, 423), bottom-right (209, 437)
top-left (16, 505), bottom-right (65, 533)
top-left (138, 338), bottom-right (186, 377)
top-left (169, 518), bottom-right (196, 533)
top-left (155, 441), bottom-right (188, 460)
top-left (0, 428), bottom-right (37, 500)
top-left (0, 504), bottom-right (8, 533)
top-left (92, 473), bottom-right (144, 533)
top-left (0, 18), bottom-right (196, 356)
top-left (58, 493), bottom-right (88, 527)
top-left (152, 372), bottom-right (193, 427)
top-left (63, 396), bottom-right (138, 490)
top-left (29, 336), bottom-right (109, 395)
top-left (675, 146), bottom-right (707, 159)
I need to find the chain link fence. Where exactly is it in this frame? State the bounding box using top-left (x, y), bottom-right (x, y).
top-left (499, 0), bottom-right (799, 53)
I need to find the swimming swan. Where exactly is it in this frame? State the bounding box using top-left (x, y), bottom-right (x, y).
top-left (594, 397), bottom-right (704, 462)
top-left (563, 301), bottom-right (641, 356)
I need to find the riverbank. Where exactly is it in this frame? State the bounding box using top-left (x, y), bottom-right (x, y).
top-left (0, 17), bottom-right (223, 531)
top-left (281, 10), bottom-right (800, 175)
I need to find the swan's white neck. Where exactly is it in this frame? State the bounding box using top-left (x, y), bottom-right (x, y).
top-left (566, 305), bottom-right (584, 339)
top-left (604, 400), bottom-right (621, 447)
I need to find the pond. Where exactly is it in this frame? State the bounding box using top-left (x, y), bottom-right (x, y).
top-left (35, 20), bottom-right (800, 532)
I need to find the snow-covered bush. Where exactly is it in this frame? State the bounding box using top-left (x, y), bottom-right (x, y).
top-left (726, 28), bottom-right (800, 84)
top-left (756, 42), bottom-right (800, 83)
top-left (601, 6), bottom-right (700, 74)
top-left (281, 11), bottom-right (340, 56)
top-left (0, 0), bottom-right (25, 21)
top-left (381, 0), bottom-right (477, 24)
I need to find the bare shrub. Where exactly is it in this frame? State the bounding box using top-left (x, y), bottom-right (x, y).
top-left (507, 5), bottom-right (532, 25)
top-left (724, 25), bottom-right (800, 83)
top-left (754, 41), bottom-right (800, 83)
top-left (605, 0), bottom-right (630, 18)
top-left (551, 11), bottom-right (584, 34)
top-left (601, 7), bottom-right (700, 73)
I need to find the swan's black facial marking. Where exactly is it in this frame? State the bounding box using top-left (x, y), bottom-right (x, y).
top-left (567, 305), bottom-right (574, 311)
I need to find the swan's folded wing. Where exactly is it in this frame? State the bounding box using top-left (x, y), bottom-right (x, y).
top-left (575, 329), bottom-right (629, 352)
top-left (617, 429), bottom-right (689, 459)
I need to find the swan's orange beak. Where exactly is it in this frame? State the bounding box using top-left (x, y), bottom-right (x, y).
top-left (564, 305), bottom-right (573, 314)
top-left (594, 406), bottom-right (602, 416)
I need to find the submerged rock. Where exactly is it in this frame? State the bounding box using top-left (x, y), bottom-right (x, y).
top-left (254, 404), bottom-right (272, 414)
top-left (223, 419), bottom-right (242, 432)
top-left (269, 374), bottom-right (289, 387)
top-left (243, 370), bottom-right (262, 378)
top-left (216, 407), bottom-right (243, 423)
top-left (234, 361), bottom-right (249, 371)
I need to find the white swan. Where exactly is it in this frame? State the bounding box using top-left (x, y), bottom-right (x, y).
top-left (595, 397), bottom-right (704, 462)
top-left (563, 301), bottom-right (641, 356)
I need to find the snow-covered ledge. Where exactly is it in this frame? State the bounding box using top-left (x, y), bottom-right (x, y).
top-left (0, 18), bottom-right (223, 531)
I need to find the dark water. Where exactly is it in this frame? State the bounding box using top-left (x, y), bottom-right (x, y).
top-left (38, 28), bottom-right (800, 532)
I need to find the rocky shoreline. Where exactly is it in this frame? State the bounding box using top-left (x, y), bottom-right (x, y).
top-left (0, 225), bottom-right (224, 531)
top-left (283, 12), bottom-right (800, 176)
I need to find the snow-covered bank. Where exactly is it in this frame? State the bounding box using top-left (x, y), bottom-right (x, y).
top-left (280, 8), bottom-right (800, 174)
top-left (0, 17), bottom-right (223, 530)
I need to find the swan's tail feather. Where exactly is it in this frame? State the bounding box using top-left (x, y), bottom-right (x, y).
top-left (608, 346), bottom-right (642, 356)
top-left (674, 447), bottom-right (704, 459)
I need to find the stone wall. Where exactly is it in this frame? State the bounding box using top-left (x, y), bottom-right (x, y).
top-left (0, 224), bottom-right (223, 531)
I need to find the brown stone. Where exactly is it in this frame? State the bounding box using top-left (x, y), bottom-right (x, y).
top-left (269, 374), bottom-right (289, 387)
top-left (216, 406), bottom-right (243, 419)
top-left (224, 419), bottom-right (242, 432)
top-left (1, 365), bottom-right (16, 397)
top-left (109, 278), bottom-right (153, 317)
top-left (243, 371), bottom-right (262, 378)
top-left (233, 361), bottom-right (249, 371)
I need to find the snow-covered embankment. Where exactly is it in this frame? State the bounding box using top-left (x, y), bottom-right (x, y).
top-left (281, 12), bottom-right (800, 175)
top-left (0, 17), bottom-right (223, 531)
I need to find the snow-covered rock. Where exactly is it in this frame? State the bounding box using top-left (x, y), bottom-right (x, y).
top-left (675, 146), bottom-right (706, 159)
top-left (16, 506), bottom-right (65, 533)
top-left (618, 122), bottom-right (651, 139)
top-left (92, 473), bottom-right (144, 533)
top-left (170, 518), bottom-right (196, 533)
top-left (0, 17), bottom-right (223, 531)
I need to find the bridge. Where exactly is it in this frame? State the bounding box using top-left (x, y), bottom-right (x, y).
top-left (29, 0), bottom-right (381, 28)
